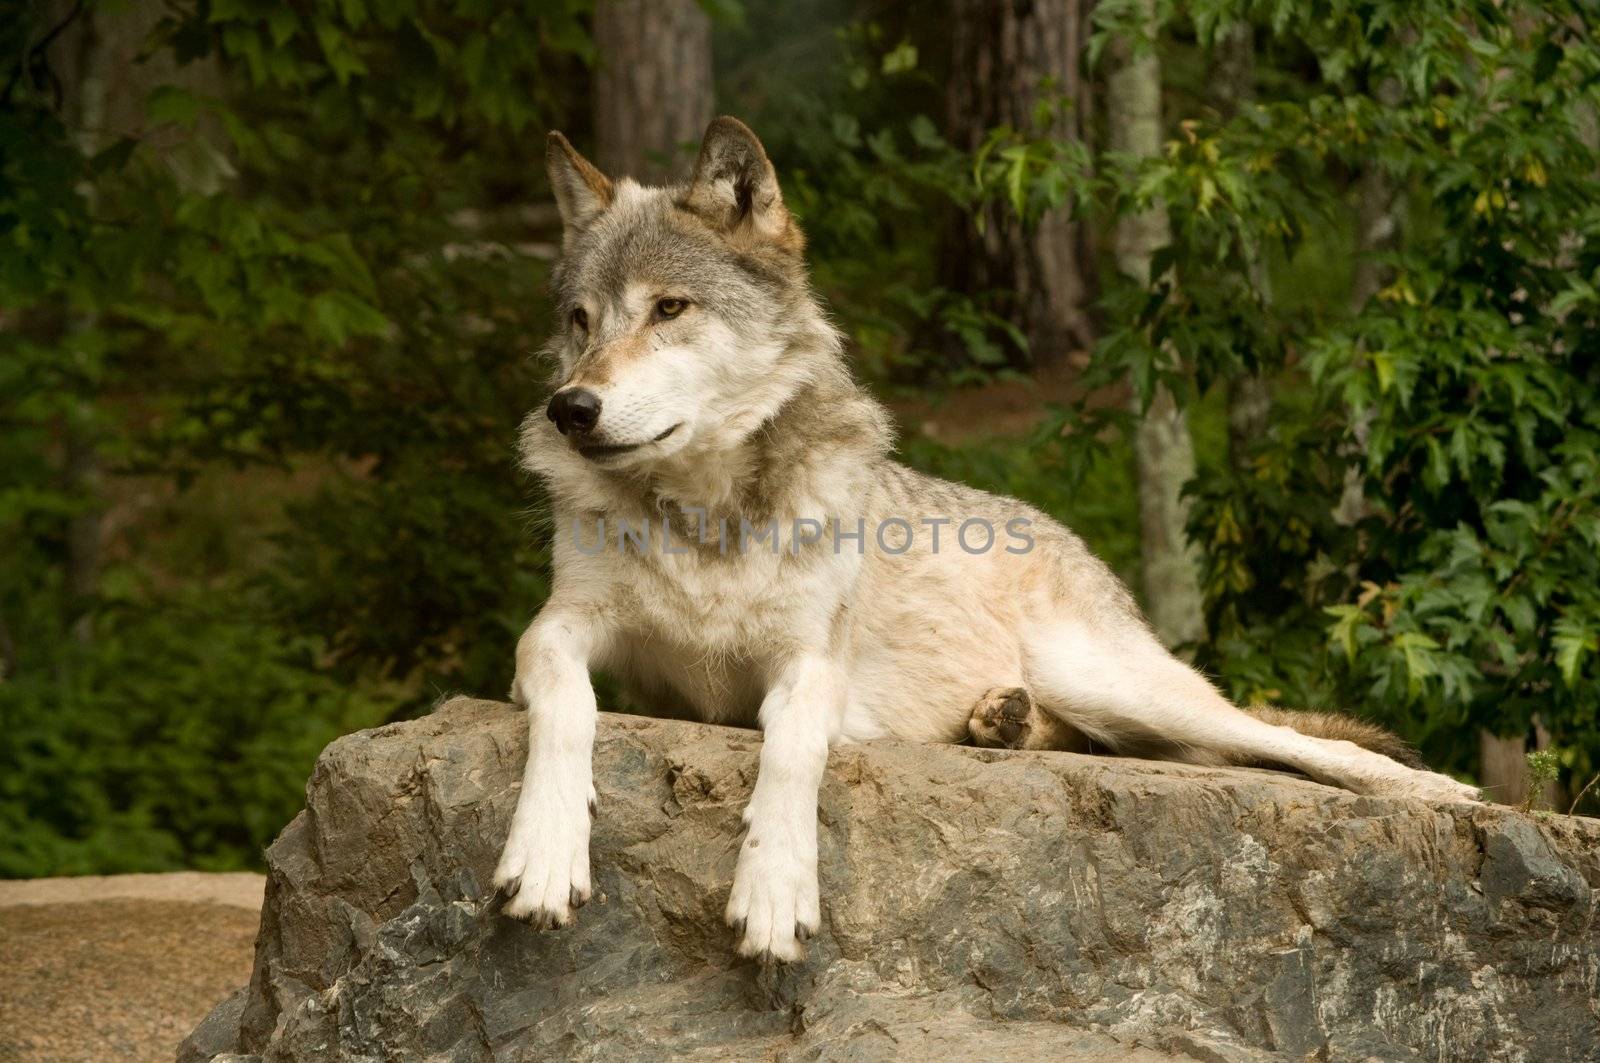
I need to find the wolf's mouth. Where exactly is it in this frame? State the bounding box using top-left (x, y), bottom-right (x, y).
top-left (577, 422), bottom-right (681, 460)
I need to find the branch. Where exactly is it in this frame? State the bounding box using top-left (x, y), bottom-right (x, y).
top-left (2, 0), bottom-right (86, 109)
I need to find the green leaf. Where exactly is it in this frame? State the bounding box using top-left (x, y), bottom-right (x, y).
top-left (1325, 605), bottom-right (1363, 660)
top-left (309, 291), bottom-right (389, 346)
top-left (881, 41), bottom-right (918, 75)
top-left (144, 86), bottom-right (207, 127)
top-left (1371, 351), bottom-right (1395, 394)
top-left (1553, 621), bottom-right (1597, 687)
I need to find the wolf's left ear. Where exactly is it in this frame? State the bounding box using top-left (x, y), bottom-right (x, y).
top-left (547, 131), bottom-right (613, 243)
top-left (682, 117), bottom-right (803, 253)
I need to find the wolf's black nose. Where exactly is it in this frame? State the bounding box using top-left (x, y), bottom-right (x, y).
top-left (547, 388), bottom-right (601, 435)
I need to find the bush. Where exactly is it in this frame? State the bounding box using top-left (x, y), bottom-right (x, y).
top-left (0, 587), bottom-right (388, 876)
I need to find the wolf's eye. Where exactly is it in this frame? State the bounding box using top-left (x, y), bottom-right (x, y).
top-left (655, 298), bottom-right (688, 320)
top-left (571, 307), bottom-right (588, 331)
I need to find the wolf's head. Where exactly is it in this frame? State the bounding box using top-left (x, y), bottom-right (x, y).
top-left (535, 117), bottom-right (837, 472)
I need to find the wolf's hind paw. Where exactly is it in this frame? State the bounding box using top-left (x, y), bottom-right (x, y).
top-left (967, 687), bottom-right (1035, 749)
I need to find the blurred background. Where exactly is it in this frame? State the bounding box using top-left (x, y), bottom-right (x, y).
top-left (3, 0), bottom-right (1597, 879)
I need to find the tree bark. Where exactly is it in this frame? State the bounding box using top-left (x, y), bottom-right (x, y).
top-left (46, 1), bottom-right (220, 644)
top-left (1479, 723), bottom-right (1562, 810)
top-left (1211, 23), bottom-right (1271, 469)
top-left (592, 0), bottom-right (714, 183)
top-left (59, 0), bottom-right (110, 644)
top-left (940, 0), bottom-right (1096, 370)
top-left (1334, 80), bottom-right (1403, 526)
top-left (1348, 164), bottom-right (1398, 312)
top-left (1108, 0), bottom-right (1204, 650)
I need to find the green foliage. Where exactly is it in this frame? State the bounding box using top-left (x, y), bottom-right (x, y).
top-left (0, 587), bottom-right (388, 876)
top-left (1208, 1), bottom-right (1600, 781)
top-left (995, 0), bottom-right (1600, 785)
top-left (266, 465), bottom-right (550, 688)
top-left (718, 5), bottom-right (1026, 380)
top-left (1, 0), bottom-right (581, 873)
top-left (1524, 748), bottom-right (1561, 811)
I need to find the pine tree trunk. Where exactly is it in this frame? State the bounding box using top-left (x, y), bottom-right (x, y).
top-left (1108, 0), bottom-right (1204, 649)
top-left (1212, 23), bottom-right (1271, 469)
top-left (592, 0), bottom-right (714, 182)
top-left (940, 0), bottom-right (1096, 370)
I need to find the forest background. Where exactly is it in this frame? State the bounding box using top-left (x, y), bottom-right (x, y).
top-left (4, 0), bottom-right (1598, 876)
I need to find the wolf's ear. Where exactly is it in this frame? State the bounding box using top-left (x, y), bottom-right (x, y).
top-left (682, 117), bottom-right (802, 252)
top-left (547, 131), bottom-right (613, 241)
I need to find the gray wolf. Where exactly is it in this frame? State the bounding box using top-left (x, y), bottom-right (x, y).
top-left (494, 117), bottom-right (1481, 963)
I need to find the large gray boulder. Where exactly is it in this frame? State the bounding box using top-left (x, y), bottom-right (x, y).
top-left (182, 697), bottom-right (1600, 1062)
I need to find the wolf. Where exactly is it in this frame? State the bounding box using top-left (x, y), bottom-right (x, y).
top-left (493, 116), bottom-right (1481, 964)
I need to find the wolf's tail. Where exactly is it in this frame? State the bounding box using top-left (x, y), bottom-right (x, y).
top-left (1242, 706), bottom-right (1424, 769)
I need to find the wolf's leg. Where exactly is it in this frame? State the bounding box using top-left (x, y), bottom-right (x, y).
top-left (967, 686), bottom-right (1090, 752)
top-left (494, 602), bottom-right (612, 927)
top-left (725, 653), bottom-right (842, 962)
top-left (1024, 621), bottom-right (1481, 803)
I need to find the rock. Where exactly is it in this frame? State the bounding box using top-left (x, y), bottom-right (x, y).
top-left (182, 697), bottom-right (1600, 1062)
top-left (178, 989), bottom-right (249, 1063)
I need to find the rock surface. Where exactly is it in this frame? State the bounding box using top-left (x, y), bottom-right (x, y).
top-left (183, 697), bottom-right (1600, 1062)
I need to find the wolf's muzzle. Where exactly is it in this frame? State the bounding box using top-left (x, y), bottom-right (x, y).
top-left (575, 422), bottom-right (681, 461)
top-left (548, 387), bottom-right (601, 436)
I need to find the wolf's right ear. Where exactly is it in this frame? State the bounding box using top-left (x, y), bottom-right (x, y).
top-left (547, 132), bottom-right (613, 243)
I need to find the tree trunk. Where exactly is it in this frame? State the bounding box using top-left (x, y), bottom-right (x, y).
top-left (1108, 0), bottom-right (1204, 650)
top-left (592, 0), bottom-right (714, 182)
top-left (1211, 23), bottom-right (1271, 469)
top-left (1348, 164), bottom-right (1398, 312)
top-left (1479, 723), bottom-right (1562, 810)
top-left (1226, 375), bottom-right (1271, 471)
top-left (1334, 79), bottom-right (1403, 526)
top-left (939, 0), bottom-right (1096, 370)
top-left (60, 0), bottom-right (111, 644)
top-left (48, 0), bottom-right (220, 644)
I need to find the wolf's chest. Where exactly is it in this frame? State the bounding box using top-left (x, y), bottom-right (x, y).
top-left (594, 530), bottom-right (849, 655)
top-left (618, 546), bottom-right (788, 647)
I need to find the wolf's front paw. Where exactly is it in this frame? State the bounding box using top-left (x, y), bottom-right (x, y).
top-left (494, 781), bottom-right (594, 928)
top-left (725, 834), bottom-right (820, 963)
